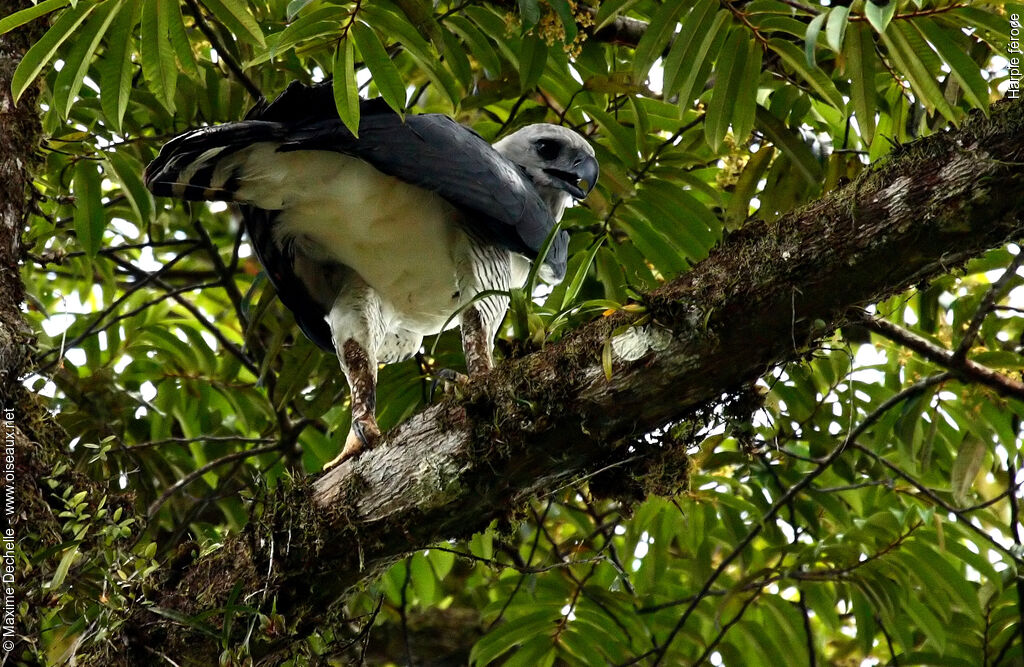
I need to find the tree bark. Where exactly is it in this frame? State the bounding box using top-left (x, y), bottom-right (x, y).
top-left (1, 3), bottom-right (93, 665)
top-left (93, 98), bottom-right (1024, 664)
top-left (0, 1), bottom-right (40, 396)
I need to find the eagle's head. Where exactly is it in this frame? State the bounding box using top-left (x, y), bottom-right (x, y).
top-left (493, 124), bottom-right (599, 222)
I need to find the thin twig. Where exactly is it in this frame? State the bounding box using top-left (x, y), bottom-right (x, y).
top-left (33, 243), bottom-right (203, 371)
top-left (851, 443), bottom-right (1024, 566)
top-left (184, 0), bottom-right (264, 103)
top-left (146, 443), bottom-right (280, 517)
top-left (1005, 457), bottom-right (1024, 659)
top-left (190, 218), bottom-right (249, 328)
top-left (954, 251), bottom-right (1024, 361)
top-left (108, 254), bottom-right (260, 376)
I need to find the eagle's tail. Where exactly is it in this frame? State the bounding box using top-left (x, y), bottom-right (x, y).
top-left (143, 122), bottom-right (284, 202)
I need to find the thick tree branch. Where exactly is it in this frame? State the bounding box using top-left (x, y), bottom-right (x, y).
top-left (112, 99), bottom-right (1024, 663)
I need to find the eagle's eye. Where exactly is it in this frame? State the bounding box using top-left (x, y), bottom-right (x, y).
top-left (535, 139), bottom-right (561, 161)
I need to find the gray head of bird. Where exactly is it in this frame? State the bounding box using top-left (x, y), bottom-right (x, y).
top-left (492, 124), bottom-right (599, 221)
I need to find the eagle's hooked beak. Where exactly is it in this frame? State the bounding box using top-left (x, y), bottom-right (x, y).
top-left (544, 154), bottom-right (599, 200)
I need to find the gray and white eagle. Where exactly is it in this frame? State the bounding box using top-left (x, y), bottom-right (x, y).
top-left (144, 81), bottom-right (598, 468)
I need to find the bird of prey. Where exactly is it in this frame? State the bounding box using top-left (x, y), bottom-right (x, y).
top-left (144, 81), bottom-right (598, 468)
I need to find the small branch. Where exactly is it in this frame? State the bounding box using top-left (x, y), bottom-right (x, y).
top-left (954, 250), bottom-right (1024, 361)
top-left (32, 243), bottom-right (203, 372)
top-left (691, 591), bottom-right (762, 666)
top-left (108, 254), bottom-right (260, 377)
top-left (128, 434), bottom-right (277, 451)
top-left (1008, 458), bottom-right (1024, 659)
top-left (185, 0), bottom-right (264, 103)
top-left (851, 443), bottom-right (1024, 566)
top-left (854, 311), bottom-right (1024, 401)
top-left (190, 218), bottom-right (248, 329)
top-left (146, 443), bottom-right (281, 517)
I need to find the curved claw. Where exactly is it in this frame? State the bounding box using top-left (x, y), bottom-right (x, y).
top-left (429, 367), bottom-right (470, 401)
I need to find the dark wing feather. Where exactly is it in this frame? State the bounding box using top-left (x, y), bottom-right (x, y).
top-left (243, 206), bottom-right (335, 350)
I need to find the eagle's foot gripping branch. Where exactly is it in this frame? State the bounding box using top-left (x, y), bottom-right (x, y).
top-left (323, 418), bottom-right (380, 471)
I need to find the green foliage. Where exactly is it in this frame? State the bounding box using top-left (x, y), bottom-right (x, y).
top-left (7, 0), bottom-right (1023, 664)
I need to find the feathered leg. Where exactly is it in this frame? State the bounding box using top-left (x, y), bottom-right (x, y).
top-left (455, 236), bottom-right (513, 377)
top-left (322, 277), bottom-right (389, 469)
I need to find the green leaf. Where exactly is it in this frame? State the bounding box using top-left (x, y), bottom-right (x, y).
top-left (915, 18), bottom-right (990, 111)
top-left (148, 606), bottom-right (221, 639)
top-left (559, 238), bottom-right (603, 311)
top-left (440, 28), bottom-right (473, 89)
top-left (903, 540), bottom-right (981, 616)
top-left (105, 151), bottom-right (154, 226)
top-left (661, 0), bottom-right (714, 95)
top-left (639, 180), bottom-right (719, 248)
top-left (167, 0), bottom-right (199, 77)
top-left (446, 15), bottom-right (502, 78)
top-left (0, 0), bottom-right (69, 36)
top-left (707, 29), bottom-right (745, 151)
top-left (48, 543), bottom-right (80, 590)
top-left (902, 594), bottom-right (946, 652)
top-left (666, 7), bottom-right (728, 108)
top-left (754, 106), bottom-right (821, 184)
top-left (581, 105), bottom-right (637, 168)
top-left (463, 6), bottom-right (517, 64)
top-left (735, 38), bottom-right (762, 143)
top-left (409, 553), bottom-right (438, 604)
top-left (825, 4), bottom-right (850, 52)
top-left (560, 626), bottom-right (611, 666)
top-left (851, 589), bottom-right (877, 655)
top-left (629, 195), bottom-right (706, 263)
top-left (845, 23), bottom-right (876, 145)
top-left (518, 33), bottom-right (547, 93)
top-left (141, 0), bottom-right (178, 111)
top-left (332, 38), bottom-right (360, 136)
top-left (10, 0), bottom-right (95, 103)
top-left (249, 7), bottom-right (340, 66)
top-left (73, 160), bottom-right (106, 258)
top-left (53, 0), bottom-right (122, 119)
top-left (804, 11), bottom-right (827, 67)
top-left (361, 3), bottom-right (461, 106)
top-left (286, 0), bottom-right (316, 20)
top-left (617, 208), bottom-right (690, 275)
top-left (632, 1), bottom-right (687, 85)
top-left (865, 0), bottom-right (897, 35)
top-left (594, 0), bottom-right (641, 32)
top-left (950, 433), bottom-right (986, 505)
top-left (707, 28), bottom-right (761, 150)
top-left (100, 0), bottom-right (139, 132)
top-left (470, 610), bottom-right (559, 666)
top-left (725, 143), bottom-right (773, 229)
top-left (426, 547), bottom-right (455, 579)
top-left (880, 23), bottom-right (957, 122)
top-left (351, 21), bottom-right (407, 112)
top-left (517, 0), bottom-right (540, 30)
top-left (768, 38), bottom-right (845, 110)
top-left (201, 0), bottom-right (265, 47)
